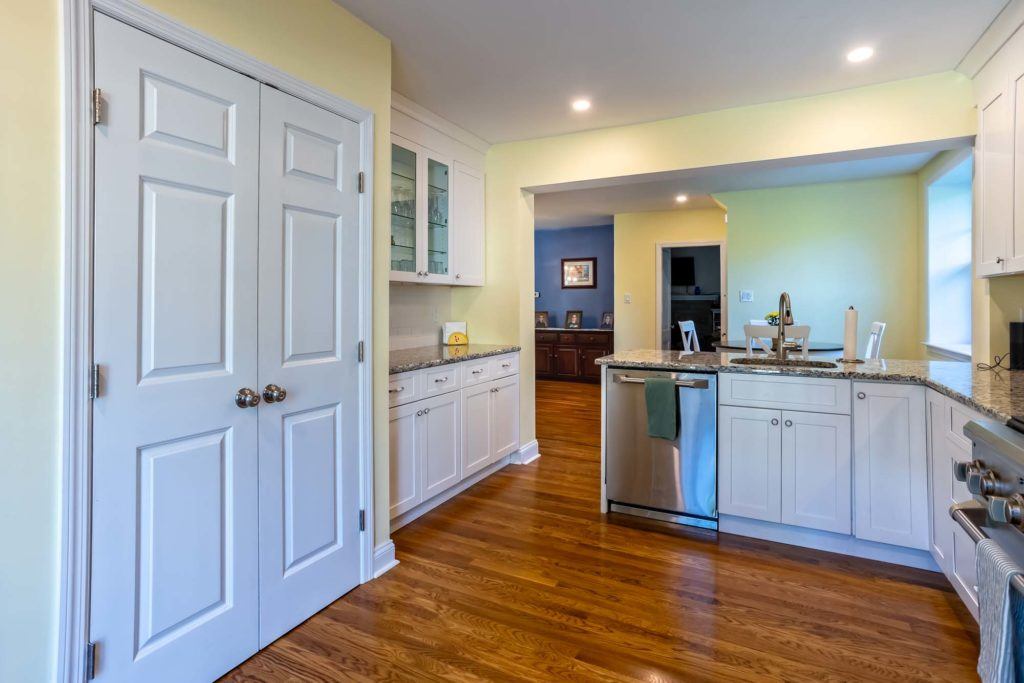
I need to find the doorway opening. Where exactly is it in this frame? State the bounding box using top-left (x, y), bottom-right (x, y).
top-left (656, 242), bottom-right (726, 351)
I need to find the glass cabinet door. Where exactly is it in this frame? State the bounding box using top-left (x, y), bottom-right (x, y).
top-left (426, 158), bottom-right (449, 276)
top-left (390, 144), bottom-right (417, 274)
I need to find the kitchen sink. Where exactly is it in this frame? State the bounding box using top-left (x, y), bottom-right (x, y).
top-left (729, 357), bottom-right (839, 369)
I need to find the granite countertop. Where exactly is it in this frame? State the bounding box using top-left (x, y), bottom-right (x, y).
top-left (597, 349), bottom-right (1021, 423)
top-left (390, 344), bottom-right (521, 374)
top-left (537, 327), bottom-right (613, 332)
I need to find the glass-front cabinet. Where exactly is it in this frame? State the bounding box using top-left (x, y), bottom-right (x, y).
top-left (390, 135), bottom-right (451, 283)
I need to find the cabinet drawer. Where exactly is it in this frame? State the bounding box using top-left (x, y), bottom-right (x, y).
top-left (558, 333), bottom-right (576, 344)
top-left (490, 353), bottom-right (519, 378)
top-left (388, 371), bottom-right (420, 407)
top-left (536, 331), bottom-right (558, 343)
top-left (719, 372), bottom-right (851, 414)
top-left (578, 332), bottom-right (610, 345)
top-left (462, 358), bottom-right (493, 386)
top-left (418, 364), bottom-right (461, 397)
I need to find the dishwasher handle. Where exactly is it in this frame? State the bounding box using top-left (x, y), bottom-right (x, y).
top-left (613, 375), bottom-right (709, 389)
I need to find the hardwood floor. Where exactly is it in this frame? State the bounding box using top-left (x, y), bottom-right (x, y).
top-left (223, 379), bottom-right (979, 682)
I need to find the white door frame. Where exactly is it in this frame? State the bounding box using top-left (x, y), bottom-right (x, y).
top-left (653, 240), bottom-right (727, 350)
top-left (59, 2), bottom-right (376, 681)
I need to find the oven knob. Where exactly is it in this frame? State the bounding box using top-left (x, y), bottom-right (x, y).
top-left (988, 495), bottom-right (1024, 526)
top-left (953, 461), bottom-right (971, 482)
top-left (966, 469), bottom-right (990, 495)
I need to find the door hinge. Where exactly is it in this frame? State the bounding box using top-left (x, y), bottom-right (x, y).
top-left (358, 340), bottom-right (365, 363)
top-left (92, 88), bottom-right (104, 125)
top-left (358, 171), bottom-right (365, 193)
top-left (85, 641), bottom-right (97, 680)
top-left (89, 363), bottom-right (101, 399)
top-left (358, 509), bottom-right (366, 532)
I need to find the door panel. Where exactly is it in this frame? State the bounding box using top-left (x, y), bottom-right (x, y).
top-left (389, 403), bottom-right (421, 517)
top-left (535, 343), bottom-right (553, 376)
top-left (580, 347), bottom-right (608, 380)
top-left (462, 382), bottom-right (494, 478)
top-left (718, 406), bottom-right (782, 522)
top-left (781, 411), bottom-right (851, 534)
top-left (555, 346), bottom-right (580, 377)
top-left (91, 14), bottom-right (261, 682)
top-left (452, 161), bottom-right (484, 285)
top-left (491, 376), bottom-right (520, 461)
top-left (421, 392), bottom-right (462, 498)
top-left (257, 84), bottom-right (362, 647)
top-left (978, 82), bottom-right (1011, 276)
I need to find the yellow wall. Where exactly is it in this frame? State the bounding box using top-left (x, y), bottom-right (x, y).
top-left (0, 2), bottom-right (390, 679)
top-left (454, 72), bottom-right (976, 447)
top-left (717, 176), bottom-right (922, 359)
top-left (613, 209), bottom-right (727, 351)
top-left (0, 2), bottom-right (61, 681)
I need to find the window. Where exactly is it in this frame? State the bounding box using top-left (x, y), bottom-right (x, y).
top-left (925, 154), bottom-right (973, 359)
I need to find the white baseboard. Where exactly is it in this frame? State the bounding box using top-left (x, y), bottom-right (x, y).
top-left (391, 455), bottom-right (511, 531)
top-left (372, 541), bottom-right (399, 578)
top-left (719, 515), bottom-right (940, 571)
top-left (512, 439), bottom-right (540, 465)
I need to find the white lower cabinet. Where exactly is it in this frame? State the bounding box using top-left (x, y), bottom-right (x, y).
top-left (781, 410), bottom-right (852, 534)
top-left (719, 405), bottom-right (783, 522)
top-left (927, 389), bottom-right (980, 618)
top-left (852, 382), bottom-right (928, 550)
top-left (389, 354), bottom-right (520, 524)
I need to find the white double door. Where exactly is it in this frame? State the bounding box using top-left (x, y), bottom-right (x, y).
top-left (91, 14), bottom-right (362, 682)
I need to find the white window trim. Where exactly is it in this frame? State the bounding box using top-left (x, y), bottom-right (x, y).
top-left (922, 341), bottom-right (972, 362)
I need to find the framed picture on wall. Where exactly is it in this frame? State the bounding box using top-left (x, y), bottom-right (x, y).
top-left (600, 312), bottom-right (614, 329)
top-left (561, 257), bottom-right (597, 289)
top-left (565, 310), bottom-right (583, 329)
top-left (535, 311), bottom-right (550, 328)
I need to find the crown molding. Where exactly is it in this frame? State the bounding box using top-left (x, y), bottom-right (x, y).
top-left (957, 0), bottom-right (1024, 78)
top-left (391, 91), bottom-right (491, 155)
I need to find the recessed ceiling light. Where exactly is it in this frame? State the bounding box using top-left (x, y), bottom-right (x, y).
top-left (571, 98), bottom-right (591, 112)
top-left (675, 194), bottom-right (688, 203)
top-left (846, 46), bottom-right (874, 63)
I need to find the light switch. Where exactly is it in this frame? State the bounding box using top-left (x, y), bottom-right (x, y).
top-left (739, 290), bottom-right (753, 303)
top-left (624, 293), bottom-right (632, 304)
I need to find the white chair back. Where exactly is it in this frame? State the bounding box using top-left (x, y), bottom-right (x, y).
top-left (678, 320), bottom-right (701, 353)
top-left (783, 325), bottom-right (811, 360)
top-left (743, 324), bottom-right (773, 355)
top-left (865, 321), bottom-right (886, 360)
top-left (749, 319), bottom-right (770, 326)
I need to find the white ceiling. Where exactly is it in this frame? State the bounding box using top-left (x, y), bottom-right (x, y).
top-left (336, 0), bottom-right (1006, 143)
top-left (533, 140), bottom-right (971, 229)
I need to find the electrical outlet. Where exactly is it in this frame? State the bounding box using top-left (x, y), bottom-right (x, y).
top-left (739, 290), bottom-right (753, 303)
top-left (624, 293), bottom-right (632, 304)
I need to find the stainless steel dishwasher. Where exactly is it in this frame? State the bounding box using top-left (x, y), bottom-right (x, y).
top-left (606, 368), bottom-right (717, 529)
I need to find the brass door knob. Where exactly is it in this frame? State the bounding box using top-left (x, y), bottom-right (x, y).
top-left (263, 384), bottom-right (288, 404)
top-left (235, 388), bottom-right (260, 408)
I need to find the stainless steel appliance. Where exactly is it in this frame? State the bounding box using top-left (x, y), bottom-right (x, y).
top-left (952, 419), bottom-right (1024, 596)
top-left (606, 368), bottom-right (717, 529)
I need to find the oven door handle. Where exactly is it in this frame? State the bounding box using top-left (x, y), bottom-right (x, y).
top-left (613, 375), bottom-right (709, 389)
top-left (950, 502), bottom-right (1024, 594)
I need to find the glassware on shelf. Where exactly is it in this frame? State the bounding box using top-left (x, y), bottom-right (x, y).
top-left (391, 143), bottom-right (417, 273)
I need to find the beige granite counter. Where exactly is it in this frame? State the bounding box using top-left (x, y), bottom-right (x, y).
top-left (596, 349), bottom-right (1022, 424)
top-left (390, 344), bottom-right (521, 374)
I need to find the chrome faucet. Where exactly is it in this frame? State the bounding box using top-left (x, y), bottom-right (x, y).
top-left (777, 292), bottom-right (794, 360)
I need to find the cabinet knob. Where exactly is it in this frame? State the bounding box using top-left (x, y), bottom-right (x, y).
top-left (416, 410), bottom-right (423, 416)
top-left (857, 391), bottom-right (866, 400)
top-left (771, 418), bottom-right (779, 426)
top-left (996, 257), bottom-right (1005, 264)
top-left (434, 376), bottom-right (448, 383)
top-left (456, 274), bottom-right (462, 280)
top-left (784, 419), bottom-right (793, 427)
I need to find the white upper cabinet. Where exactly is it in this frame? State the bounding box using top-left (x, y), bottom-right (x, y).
top-left (391, 95), bottom-right (487, 286)
top-left (977, 81), bottom-right (1012, 276)
top-left (852, 382), bottom-right (928, 550)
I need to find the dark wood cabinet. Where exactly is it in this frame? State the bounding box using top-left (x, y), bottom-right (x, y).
top-left (536, 329), bottom-right (612, 383)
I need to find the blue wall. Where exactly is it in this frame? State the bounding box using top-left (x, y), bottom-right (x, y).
top-left (534, 225), bottom-right (614, 328)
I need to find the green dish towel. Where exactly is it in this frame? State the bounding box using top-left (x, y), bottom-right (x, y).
top-left (645, 377), bottom-right (679, 440)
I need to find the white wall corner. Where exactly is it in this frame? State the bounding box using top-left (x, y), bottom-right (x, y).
top-left (372, 541), bottom-right (399, 579)
top-left (513, 439), bottom-right (541, 465)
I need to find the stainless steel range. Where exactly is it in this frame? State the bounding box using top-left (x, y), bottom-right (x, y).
top-left (952, 419), bottom-right (1024, 596)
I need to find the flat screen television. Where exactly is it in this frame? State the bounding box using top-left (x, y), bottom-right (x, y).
top-left (671, 256), bottom-right (696, 287)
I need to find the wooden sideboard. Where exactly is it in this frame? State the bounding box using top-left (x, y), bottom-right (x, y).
top-left (535, 329), bottom-right (612, 382)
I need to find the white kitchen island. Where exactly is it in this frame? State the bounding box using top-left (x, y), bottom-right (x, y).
top-left (597, 350), bottom-right (1019, 620)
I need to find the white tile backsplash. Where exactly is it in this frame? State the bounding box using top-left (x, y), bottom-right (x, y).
top-left (389, 283), bottom-right (453, 350)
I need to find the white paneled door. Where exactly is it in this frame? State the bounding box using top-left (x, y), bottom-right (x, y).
top-left (91, 14), bottom-right (261, 682)
top-left (257, 85), bottom-right (362, 646)
top-left (91, 14), bottom-right (364, 681)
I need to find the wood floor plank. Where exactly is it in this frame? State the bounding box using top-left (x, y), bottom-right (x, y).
top-left (223, 379), bottom-right (978, 682)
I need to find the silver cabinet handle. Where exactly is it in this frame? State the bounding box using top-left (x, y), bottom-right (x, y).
top-left (771, 418), bottom-right (779, 426)
top-left (472, 368), bottom-right (484, 375)
top-left (456, 274), bottom-right (462, 280)
top-left (857, 391), bottom-right (866, 400)
top-left (263, 384), bottom-right (287, 404)
top-left (423, 407), bottom-right (430, 414)
top-left (434, 377), bottom-right (448, 383)
top-left (235, 388), bottom-right (260, 408)
top-left (416, 410), bottom-right (423, 416)
top-left (997, 257), bottom-right (1005, 264)
top-left (501, 362), bottom-right (512, 368)
top-left (389, 386), bottom-right (405, 394)
top-left (784, 419), bottom-right (793, 427)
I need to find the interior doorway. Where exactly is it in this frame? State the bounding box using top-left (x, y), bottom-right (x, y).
top-left (656, 242), bottom-right (726, 351)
